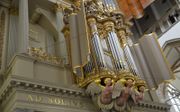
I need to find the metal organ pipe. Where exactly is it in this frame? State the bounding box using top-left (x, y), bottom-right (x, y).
top-left (111, 32), bottom-right (127, 69)
top-left (124, 45), bottom-right (139, 75)
top-left (83, 55), bottom-right (94, 74)
top-left (87, 17), bottom-right (106, 69)
top-left (108, 32), bottom-right (122, 69)
top-left (102, 0), bottom-right (116, 11)
top-left (104, 21), bottom-right (126, 70)
top-left (111, 0), bottom-right (116, 10)
top-left (108, 0), bottom-right (113, 10)
top-left (111, 32), bottom-right (123, 61)
top-left (124, 46), bottom-right (136, 74)
top-left (107, 34), bottom-right (120, 69)
top-left (93, 34), bottom-right (105, 67)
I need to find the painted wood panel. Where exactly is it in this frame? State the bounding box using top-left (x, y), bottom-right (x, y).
top-left (117, 0), bottom-right (155, 20)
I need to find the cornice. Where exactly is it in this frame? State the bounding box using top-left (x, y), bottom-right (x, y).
top-left (137, 101), bottom-right (171, 111)
top-left (0, 76), bottom-right (85, 105)
top-left (0, 76), bottom-right (171, 111)
top-left (6, 54), bottom-right (65, 74)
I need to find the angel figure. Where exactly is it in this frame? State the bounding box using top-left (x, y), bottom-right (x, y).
top-left (86, 78), bottom-right (114, 111)
top-left (135, 85), bottom-right (145, 103)
top-left (134, 79), bottom-right (146, 103)
top-left (112, 77), bottom-right (136, 112)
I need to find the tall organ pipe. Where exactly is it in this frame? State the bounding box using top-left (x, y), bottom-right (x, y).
top-left (92, 34), bottom-right (105, 67)
top-left (107, 34), bottom-right (121, 69)
top-left (102, 0), bottom-right (116, 11)
top-left (83, 55), bottom-right (94, 74)
top-left (124, 45), bottom-right (139, 75)
top-left (111, 32), bottom-right (127, 69)
top-left (108, 32), bottom-right (122, 69)
top-left (87, 17), bottom-right (106, 69)
top-left (104, 21), bottom-right (126, 70)
top-left (117, 30), bottom-right (139, 74)
top-left (117, 29), bottom-right (136, 73)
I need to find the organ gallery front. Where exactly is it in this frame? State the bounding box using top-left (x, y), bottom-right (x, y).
top-left (0, 0), bottom-right (174, 112)
top-left (62, 0), bottom-right (174, 112)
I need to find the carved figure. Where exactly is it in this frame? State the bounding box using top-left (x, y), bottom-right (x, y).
top-left (86, 78), bottom-right (114, 110)
top-left (100, 78), bottom-right (113, 104)
top-left (113, 76), bottom-right (136, 112)
top-left (85, 75), bottom-right (146, 112)
top-left (134, 79), bottom-right (146, 103)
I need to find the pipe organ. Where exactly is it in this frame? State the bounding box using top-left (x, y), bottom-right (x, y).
top-left (65, 0), bottom-right (144, 87)
top-left (62, 0), bottom-right (174, 111)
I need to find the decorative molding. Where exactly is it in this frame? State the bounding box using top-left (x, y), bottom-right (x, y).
top-left (162, 38), bottom-right (180, 50)
top-left (0, 76), bottom-right (171, 111)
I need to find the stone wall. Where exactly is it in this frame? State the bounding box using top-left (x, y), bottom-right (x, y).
top-left (0, 54), bottom-right (171, 112)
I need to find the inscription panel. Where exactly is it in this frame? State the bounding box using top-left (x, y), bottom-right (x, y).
top-left (26, 94), bottom-right (84, 108)
top-left (16, 91), bottom-right (96, 111)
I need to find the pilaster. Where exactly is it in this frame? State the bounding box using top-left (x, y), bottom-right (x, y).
top-left (7, 7), bottom-right (18, 64)
top-left (54, 3), bottom-right (68, 62)
top-left (0, 6), bottom-right (9, 72)
top-left (18, 0), bottom-right (29, 53)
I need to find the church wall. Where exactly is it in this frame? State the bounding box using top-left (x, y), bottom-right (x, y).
top-left (0, 76), bottom-right (171, 112)
top-left (0, 0), bottom-right (174, 112)
top-left (8, 55), bottom-right (70, 86)
top-left (0, 6), bottom-right (9, 71)
top-left (159, 22), bottom-right (180, 47)
top-left (29, 23), bottom-right (46, 52)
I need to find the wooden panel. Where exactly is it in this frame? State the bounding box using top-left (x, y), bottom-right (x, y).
top-left (140, 0), bottom-right (155, 8)
top-left (127, 0), bottom-right (144, 19)
top-left (117, 0), bottom-right (155, 20)
top-left (117, 0), bottom-right (132, 20)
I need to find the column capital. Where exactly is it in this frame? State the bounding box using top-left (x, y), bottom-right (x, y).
top-left (103, 20), bottom-right (115, 32)
top-left (87, 17), bottom-right (98, 34)
top-left (117, 29), bottom-right (126, 37)
top-left (87, 17), bottom-right (96, 25)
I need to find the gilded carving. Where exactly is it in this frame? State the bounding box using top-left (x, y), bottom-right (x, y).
top-left (27, 47), bottom-right (64, 64)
